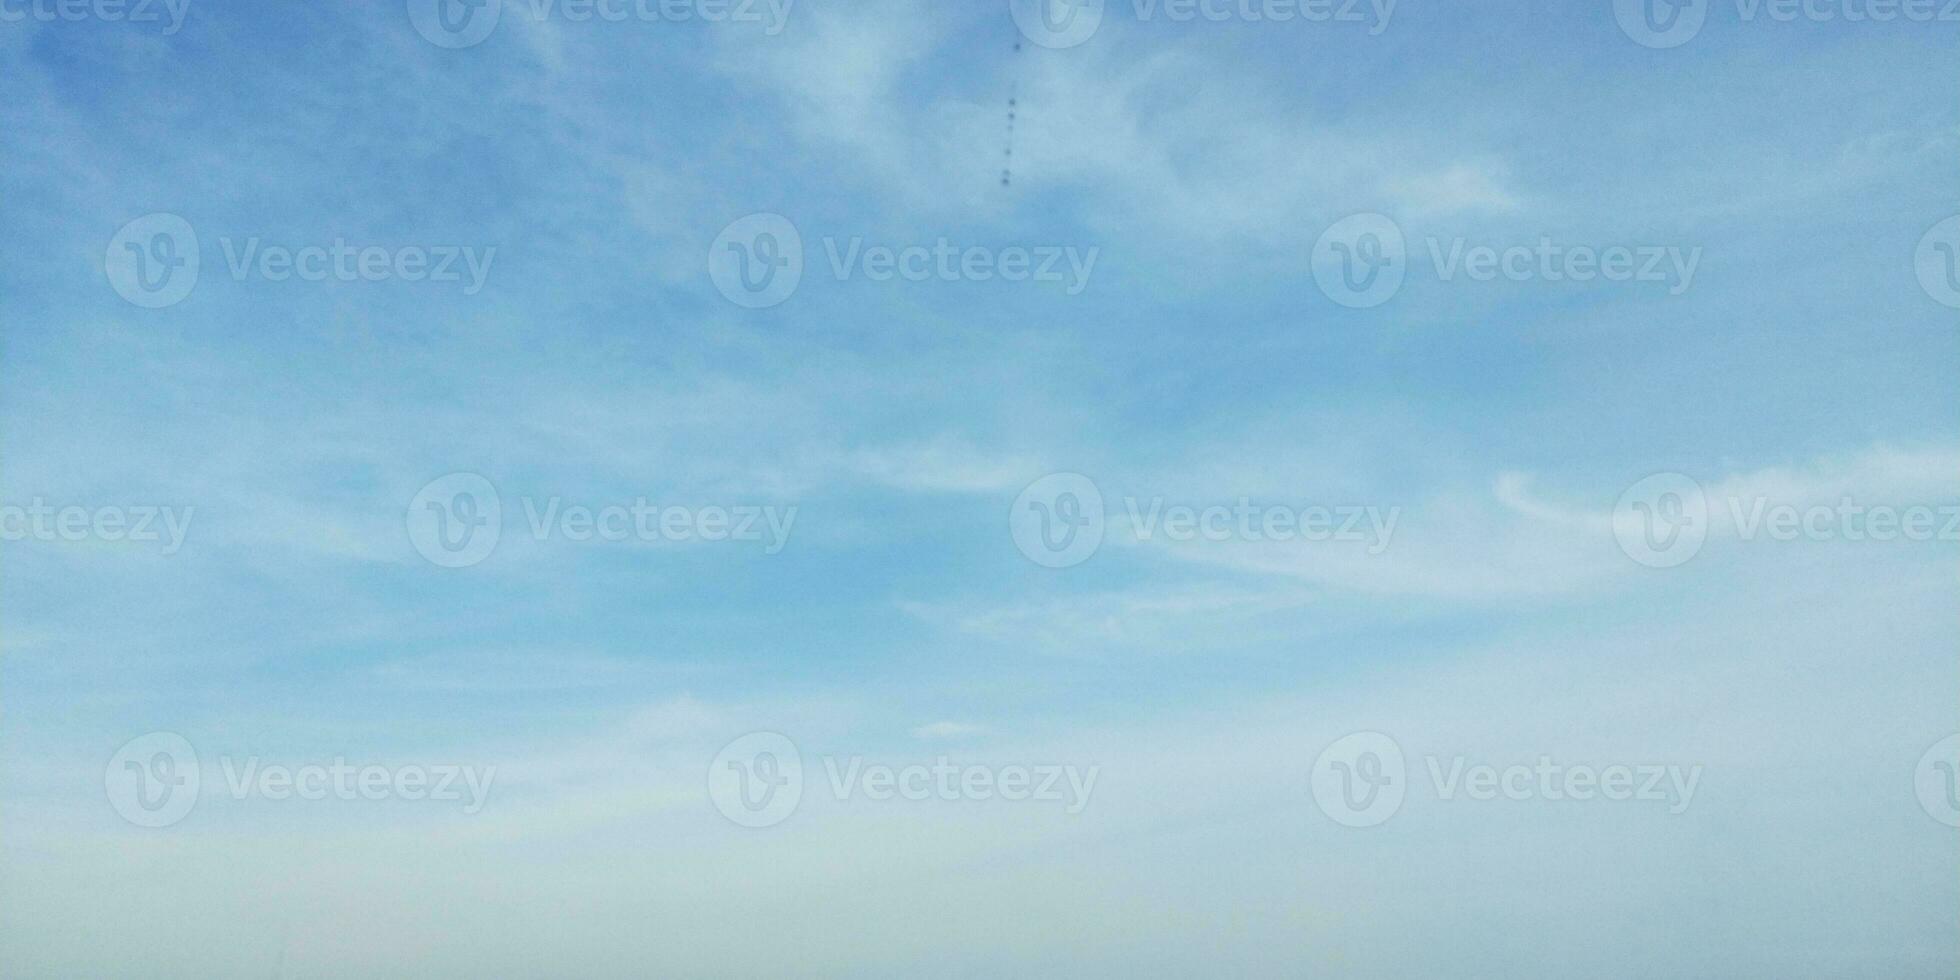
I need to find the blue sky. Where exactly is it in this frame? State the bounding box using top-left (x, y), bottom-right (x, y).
top-left (2, 0), bottom-right (1957, 975)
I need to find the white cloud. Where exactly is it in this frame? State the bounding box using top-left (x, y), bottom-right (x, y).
top-left (846, 438), bottom-right (1037, 494)
top-left (1139, 442), bottom-right (1960, 601)
top-left (1388, 161), bottom-right (1522, 218)
top-left (706, 2), bottom-right (1522, 256)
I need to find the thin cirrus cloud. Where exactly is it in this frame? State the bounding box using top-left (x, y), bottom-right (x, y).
top-left (0, 3), bottom-right (1954, 977)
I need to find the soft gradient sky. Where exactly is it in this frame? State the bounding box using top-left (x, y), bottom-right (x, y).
top-left (2, 0), bottom-right (1956, 976)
